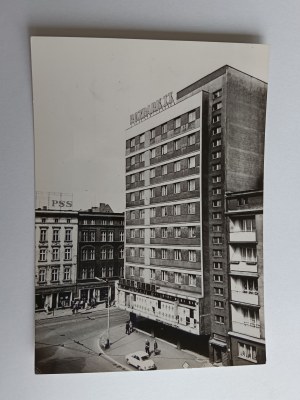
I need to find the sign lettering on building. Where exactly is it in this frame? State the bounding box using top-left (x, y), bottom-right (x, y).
top-left (35, 191), bottom-right (73, 210)
top-left (130, 92), bottom-right (174, 126)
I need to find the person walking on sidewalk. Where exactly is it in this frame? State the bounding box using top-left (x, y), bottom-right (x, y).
top-left (126, 321), bottom-right (130, 335)
top-left (129, 320), bottom-right (133, 334)
top-left (145, 339), bottom-right (150, 355)
top-left (153, 339), bottom-right (158, 355)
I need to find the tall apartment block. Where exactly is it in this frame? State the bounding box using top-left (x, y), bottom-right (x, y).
top-left (35, 209), bottom-right (78, 310)
top-left (116, 65), bottom-right (267, 366)
top-left (77, 204), bottom-right (124, 303)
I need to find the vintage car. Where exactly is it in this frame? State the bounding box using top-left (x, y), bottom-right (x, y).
top-left (125, 351), bottom-right (157, 371)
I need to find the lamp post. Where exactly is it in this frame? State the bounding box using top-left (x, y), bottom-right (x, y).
top-left (106, 283), bottom-right (111, 349)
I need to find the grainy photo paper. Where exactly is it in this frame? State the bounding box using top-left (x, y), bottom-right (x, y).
top-left (31, 38), bottom-right (268, 373)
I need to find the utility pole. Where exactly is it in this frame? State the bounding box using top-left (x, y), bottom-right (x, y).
top-left (106, 284), bottom-right (111, 349)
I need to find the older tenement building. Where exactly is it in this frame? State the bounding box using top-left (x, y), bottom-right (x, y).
top-left (116, 65), bottom-right (267, 365)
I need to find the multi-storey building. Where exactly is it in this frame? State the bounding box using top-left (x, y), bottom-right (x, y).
top-left (35, 209), bottom-right (78, 310)
top-left (116, 65), bottom-right (267, 365)
top-left (77, 203), bottom-right (124, 303)
top-left (226, 190), bottom-right (265, 365)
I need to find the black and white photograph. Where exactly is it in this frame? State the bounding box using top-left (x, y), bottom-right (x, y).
top-left (31, 38), bottom-right (268, 374)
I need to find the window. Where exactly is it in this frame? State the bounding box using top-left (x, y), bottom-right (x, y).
top-left (150, 168), bottom-right (155, 178)
top-left (150, 188), bottom-right (155, 198)
top-left (108, 248), bottom-right (113, 259)
top-left (38, 269), bottom-right (46, 283)
top-left (174, 250), bottom-right (182, 261)
top-left (212, 126), bottom-right (222, 135)
top-left (188, 156), bottom-right (196, 168)
top-left (238, 197), bottom-right (248, 206)
top-left (119, 248), bottom-right (124, 259)
top-left (150, 129), bottom-right (155, 139)
top-left (42, 218), bottom-right (46, 223)
top-left (241, 277), bottom-right (258, 294)
top-left (52, 248), bottom-right (60, 261)
top-left (129, 247), bottom-right (135, 257)
top-left (139, 190), bottom-right (144, 200)
top-left (161, 227), bottom-right (167, 238)
top-left (139, 268), bottom-right (144, 277)
top-left (150, 208), bottom-right (156, 218)
top-left (52, 229), bottom-right (59, 242)
top-left (109, 220), bottom-right (113, 225)
top-left (212, 212), bottom-right (221, 220)
top-left (188, 226), bottom-right (196, 238)
top-left (212, 102), bottom-right (222, 111)
top-left (175, 272), bottom-right (182, 284)
top-left (150, 228), bottom-right (155, 238)
top-left (83, 219), bottom-right (88, 225)
top-left (151, 149), bottom-right (156, 158)
top-left (108, 231), bottom-right (114, 242)
top-left (239, 218), bottom-right (255, 232)
top-left (213, 274), bottom-right (223, 282)
top-left (101, 231), bottom-right (107, 241)
top-left (139, 209), bottom-right (145, 219)
top-left (213, 262), bottom-right (222, 270)
top-left (189, 250), bottom-right (196, 262)
top-left (174, 139), bottom-right (180, 151)
top-left (100, 267), bottom-right (106, 278)
top-left (212, 163), bottom-right (221, 171)
top-left (130, 266), bottom-right (135, 276)
top-left (213, 139), bottom-right (222, 147)
top-left (89, 267), bottom-right (95, 279)
top-left (40, 229), bottom-right (47, 242)
top-left (212, 176), bottom-right (221, 183)
top-left (162, 206), bottom-right (167, 217)
top-left (175, 117), bottom-right (181, 128)
top-left (150, 269), bottom-right (155, 279)
top-left (130, 138), bottom-right (135, 147)
top-left (130, 211), bottom-right (135, 220)
top-left (139, 153), bottom-right (145, 163)
top-left (213, 237), bottom-right (222, 244)
top-left (242, 307), bottom-right (260, 328)
top-left (161, 144), bottom-right (168, 155)
top-left (131, 174), bottom-right (135, 183)
top-left (173, 204), bottom-right (181, 216)
top-left (162, 249), bottom-right (167, 259)
top-left (174, 182), bottom-right (181, 194)
top-left (139, 171), bottom-right (145, 181)
top-left (54, 219), bottom-right (59, 223)
top-left (188, 110), bottom-right (196, 122)
top-left (81, 268), bottom-right (87, 279)
top-left (189, 274), bottom-right (196, 286)
top-left (162, 165), bottom-right (168, 175)
top-left (213, 200), bottom-right (221, 207)
top-left (213, 225), bottom-right (222, 232)
top-left (139, 229), bottom-right (144, 238)
top-left (150, 248), bottom-right (156, 258)
top-left (213, 89), bottom-right (222, 99)
top-left (64, 267), bottom-right (71, 281)
top-left (213, 250), bottom-right (223, 258)
top-left (39, 249), bottom-right (47, 261)
top-left (108, 267), bottom-right (114, 277)
top-left (101, 248), bottom-right (107, 260)
top-left (212, 114), bottom-right (221, 123)
top-left (238, 343), bottom-right (257, 362)
top-left (215, 315), bottom-right (224, 324)
top-left (139, 248), bottom-right (144, 258)
top-left (188, 179), bottom-right (196, 191)
top-left (188, 203), bottom-right (196, 214)
top-left (162, 123), bottom-right (167, 134)
top-left (212, 151), bottom-right (221, 160)
top-left (130, 229), bottom-right (135, 238)
top-left (67, 219), bottom-right (71, 223)
top-left (174, 227), bottom-right (181, 238)
top-left (51, 268), bottom-right (59, 282)
top-left (140, 133), bottom-right (145, 143)
top-left (161, 270), bottom-right (168, 281)
top-left (188, 133), bottom-right (196, 145)
top-left (174, 160), bottom-right (181, 172)
top-left (161, 185), bottom-right (168, 196)
top-left (90, 231), bottom-right (95, 242)
top-left (120, 231), bottom-right (124, 241)
top-left (214, 300), bottom-right (224, 309)
top-left (131, 156), bottom-right (135, 166)
top-left (212, 187), bottom-right (222, 195)
top-left (241, 247), bottom-right (257, 262)
top-left (214, 287), bottom-right (224, 296)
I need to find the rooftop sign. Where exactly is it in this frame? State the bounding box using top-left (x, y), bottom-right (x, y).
top-left (130, 92), bottom-right (174, 126)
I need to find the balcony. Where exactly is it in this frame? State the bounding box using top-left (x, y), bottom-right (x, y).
top-left (232, 321), bottom-right (261, 338)
top-left (229, 231), bottom-right (256, 243)
top-left (231, 290), bottom-right (259, 306)
top-left (230, 261), bottom-right (257, 274)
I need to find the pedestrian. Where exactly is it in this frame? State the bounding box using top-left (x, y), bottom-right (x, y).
top-left (145, 339), bottom-right (150, 355)
top-left (125, 321), bottom-right (130, 335)
top-left (129, 320), bottom-right (133, 334)
top-left (153, 339), bottom-right (158, 355)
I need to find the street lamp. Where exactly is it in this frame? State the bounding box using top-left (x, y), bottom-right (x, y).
top-left (106, 282), bottom-right (111, 349)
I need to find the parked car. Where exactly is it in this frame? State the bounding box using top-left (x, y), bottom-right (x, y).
top-left (125, 351), bottom-right (157, 371)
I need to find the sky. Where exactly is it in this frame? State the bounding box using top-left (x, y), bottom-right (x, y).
top-left (31, 38), bottom-right (268, 213)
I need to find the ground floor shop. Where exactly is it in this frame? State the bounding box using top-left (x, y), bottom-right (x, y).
top-left (76, 279), bottom-right (116, 305)
top-left (209, 336), bottom-right (230, 366)
top-left (35, 285), bottom-right (76, 310)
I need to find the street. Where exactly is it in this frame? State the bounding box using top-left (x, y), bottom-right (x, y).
top-left (35, 308), bottom-right (129, 374)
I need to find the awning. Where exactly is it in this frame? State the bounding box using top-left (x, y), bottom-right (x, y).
top-left (209, 339), bottom-right (227, 348)
top-left (156, 287), bottom-right (202, 300)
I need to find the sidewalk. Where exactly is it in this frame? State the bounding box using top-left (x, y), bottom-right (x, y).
top-left (35, 303), bottom-right (107, 321)
top-left (103, 325), bottom-right (212, 371)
